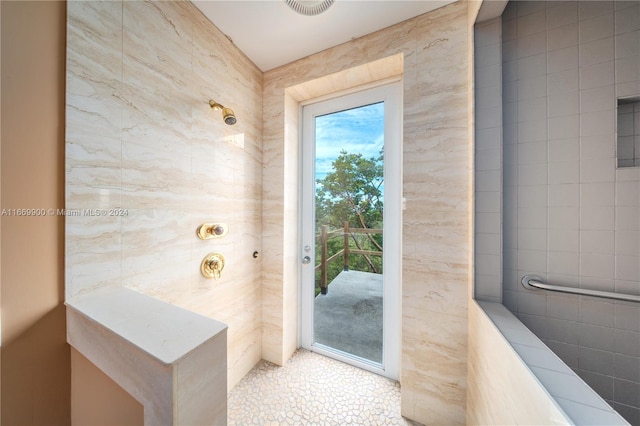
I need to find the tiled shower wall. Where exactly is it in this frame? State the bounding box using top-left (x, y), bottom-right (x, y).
top-left (500, 1), bottom-right (640, 423)
top-left (65, 1), bottom-right (263, 389)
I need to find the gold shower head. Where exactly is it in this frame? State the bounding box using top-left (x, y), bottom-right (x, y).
top-left (209, 100), bottom-right (237, 125)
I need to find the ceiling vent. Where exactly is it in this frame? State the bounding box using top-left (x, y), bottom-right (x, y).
top-left (285, 0), bottom-right (335, 16)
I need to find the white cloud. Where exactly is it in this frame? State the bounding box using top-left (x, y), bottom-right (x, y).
top-left (314, 102), bottom-right (384, 173)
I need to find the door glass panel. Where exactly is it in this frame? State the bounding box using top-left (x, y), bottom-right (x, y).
top-left (312, 102), bottom-right (384, 364)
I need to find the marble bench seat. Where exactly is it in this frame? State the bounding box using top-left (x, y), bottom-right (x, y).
top-left (66, 286), bottom-right (228, 425)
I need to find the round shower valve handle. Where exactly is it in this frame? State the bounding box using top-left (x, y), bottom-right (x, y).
top-left (201, 252), bottom-right (225, 279)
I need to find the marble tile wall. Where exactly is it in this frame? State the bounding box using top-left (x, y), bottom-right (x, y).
top-left (65, 0), bottom-right (263, 390)
top-left (262, 2), bottom-right (474, 424)
top-left (501, 1), bottom-right (640, 423)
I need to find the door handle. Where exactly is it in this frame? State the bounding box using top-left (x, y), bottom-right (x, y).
top-left (302, 256), bottom-right (311, 264)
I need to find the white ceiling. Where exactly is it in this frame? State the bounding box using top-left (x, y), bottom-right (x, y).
top-left (192, 1), bottom-right (457, 71)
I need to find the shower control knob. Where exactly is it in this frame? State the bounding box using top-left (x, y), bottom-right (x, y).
top-left (201, 252), bottom-right (225, 279)
top-left (302, 256), bottom-right (311, 264)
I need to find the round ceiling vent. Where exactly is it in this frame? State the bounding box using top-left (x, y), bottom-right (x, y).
top-left (285, 0), bottom-right (335, 16)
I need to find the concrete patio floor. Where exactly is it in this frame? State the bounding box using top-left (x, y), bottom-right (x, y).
top-left (313, 270), bottom-right (383, 363)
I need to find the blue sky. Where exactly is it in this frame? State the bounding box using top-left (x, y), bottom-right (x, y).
top-left (314, 102), bottom-right (384, 178)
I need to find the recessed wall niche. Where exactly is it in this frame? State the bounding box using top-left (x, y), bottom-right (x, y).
top-left (617, 97), bottom-right (640, 168)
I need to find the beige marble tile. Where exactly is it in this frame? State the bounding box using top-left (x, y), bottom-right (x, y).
top-left (403, 270), bottom-right (469, 318)
top-left (66, 1), bottom-right (123, 83)
top-left (122, 1), bottom-right (193, 95)
top-left (405, 86), bottom-right (470, 128)
top-left (190, 137), bottom-right (245, 210)
top-left (175, 334), bottom-right (227, 426)
top-left (120, 134), bottom-right (192, 209)
top-left (65, 215), bottom-right (122, 298)
top-left (121, 209), bottom-right (192, 301)
top-left (401, 314), bottom-right (468, 424)
top-left (467, 301), bottom-right (571, 425)
top-left (66, 184), bottom-right (122, 211)
top-left (65, 2), bottom-right (124, 212)
top-left (65, 2), bottom-right (120, 210)
top-left (415, 2), bottom-right (470, 63)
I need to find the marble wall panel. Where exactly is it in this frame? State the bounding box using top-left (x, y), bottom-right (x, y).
top-left (66, 1), bottom-right (123, 210)
top-left (65, 215), bottom-right (122, 297)
top-left (121, 209), bottom-right (193, 302)
top-left (66, 0), bottom-right (263, 390)
top-left (401, 310), bottom-right (468, 423)
top-left (466, 301), bottom-right (571, 425)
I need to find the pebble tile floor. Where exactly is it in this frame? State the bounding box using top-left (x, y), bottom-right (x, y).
top-left (228, 349), bottom-right (420, 425)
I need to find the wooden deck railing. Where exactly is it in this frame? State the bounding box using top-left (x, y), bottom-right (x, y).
top-left (314, 221), bottom-right (382, 294)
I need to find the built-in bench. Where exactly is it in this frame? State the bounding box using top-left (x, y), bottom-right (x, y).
top-left (468, 300), bottom-right (628, 426)
top-left (66, 286), bottom-right (228, 425)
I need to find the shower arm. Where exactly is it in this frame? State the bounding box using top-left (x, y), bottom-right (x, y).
top-left (521, 275), bottom-right (640, 303)
top-left (209, 101), bottom-right (224, 110)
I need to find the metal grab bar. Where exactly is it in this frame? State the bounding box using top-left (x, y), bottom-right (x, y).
top-left (521, 275), bottom-right (640, 303)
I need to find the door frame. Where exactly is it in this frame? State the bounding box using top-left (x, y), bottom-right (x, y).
top-left (298, 81), bottom-right (402, 380)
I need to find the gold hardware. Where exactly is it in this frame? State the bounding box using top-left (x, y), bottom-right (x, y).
top-left (197, 223), bottom-right (228, 240)
top-left (201, 252), bottom-right (225, 279)
top-left (209, 100), bottom-right (237, 125)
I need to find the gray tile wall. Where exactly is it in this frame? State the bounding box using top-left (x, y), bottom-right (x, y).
top-left (503, 1), bottom-right (640, 423)
top-left (476, 1), bottom-right (640, 423)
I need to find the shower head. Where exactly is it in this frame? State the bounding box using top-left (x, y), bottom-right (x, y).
top-left (221, 107), bottom-right (237, 125)
top-left (209, 100), bottom-right (237, 125)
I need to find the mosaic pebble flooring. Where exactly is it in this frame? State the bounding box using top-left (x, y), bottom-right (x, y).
top-left (228, 349), bottom-right (420, 425)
